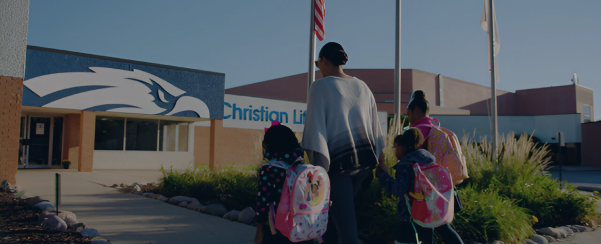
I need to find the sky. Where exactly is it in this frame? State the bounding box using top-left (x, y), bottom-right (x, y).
top-left (27, 0), bottom-right (601, 119)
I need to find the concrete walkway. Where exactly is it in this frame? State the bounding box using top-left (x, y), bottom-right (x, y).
top-left (16, 169), bottom-right (255, 244)
top-left (548, 166), bottom-right (601, 191)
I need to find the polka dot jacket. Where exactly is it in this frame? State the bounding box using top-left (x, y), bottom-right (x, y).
top-left (255, 148), bottom-right (304, 224)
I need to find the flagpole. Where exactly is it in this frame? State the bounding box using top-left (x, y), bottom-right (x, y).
top-left (394, 0), bottom-right (402, 132)
top-left (488, 0), bottom-right (498, 161)
top-left (307, 0), bottom-right (316, 103)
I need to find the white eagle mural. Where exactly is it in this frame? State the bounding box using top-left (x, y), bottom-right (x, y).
top-left (24, 67), bottom-right (210, 118)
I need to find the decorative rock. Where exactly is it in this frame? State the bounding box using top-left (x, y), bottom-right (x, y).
top-left (143, 193), bottom-right (155, 198)
top-left (570, 225), bottom-right (588, 232)
top-left (186, 201), bottom-right (203, 211)
top-left (71, 222), bottom-right (87, 232)
top-left (33, 202), bottom-right (56, 211)
top-left (536, 227), bottom-right (563, 238)
top-left (542, 235), bottom-right (555, 242)
top-left (178, 201), bottom-right (188, 207)
top-left (41, 215), bottom-right (67, 232)
top-left (229, 210), bottom-right (241, 221)
top-left (238, 207), bottom-right (256, 225)
top-left (27, 196), bottom-right (48, 206)
top-left (589, 220), bottom-right (598, 230)
top-left (8, 185), bottom-right (20, 193)
top-left (58, 211), bottom-right (76, 220)
top-left (168, 196), bottom-right (196, 205)
top-left (133, 185), bottom-right (141, 192)
top-left (152, 194), bottom-right (162, 199)
top-left (64, 216), bottom-right (78, 228)
top-left (559, 226), bottom-right (574, 235)
top-left (531, 235), bottom-right (548, 244)
top-left (524, 239), bottom-right (536, 244)
top-left (199, 204), bottom-right (227, 216)
top-left (157, 195), bottom-right (169, 202)
top-left (81, 228), bottom-right (100, 237)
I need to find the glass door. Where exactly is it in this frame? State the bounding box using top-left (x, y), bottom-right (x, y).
top-left (26, 117), bottom-right (51, 168)
top-left (18, 117), bottom-right (27, 167)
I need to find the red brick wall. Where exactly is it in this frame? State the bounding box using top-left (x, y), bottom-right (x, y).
top-left (581, 121), bottom-right (601, 167)
top-left (0, 76), bottom-right (22, 184)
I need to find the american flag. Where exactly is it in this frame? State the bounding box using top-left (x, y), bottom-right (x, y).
top-left (314, 0), bottom-right (325, 41)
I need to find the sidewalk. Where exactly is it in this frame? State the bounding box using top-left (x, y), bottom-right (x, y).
top-left (16, 169), bottom-right (255, 244)
top-left (547, 166), bottom-right (601, 191)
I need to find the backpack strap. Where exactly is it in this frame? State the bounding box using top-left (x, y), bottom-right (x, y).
top-left (404, 194), bottom-right (421, 244)
top-left (268, 204), bottom-right (277, 235)
top-left (431, 118), bottom-right (441, 128)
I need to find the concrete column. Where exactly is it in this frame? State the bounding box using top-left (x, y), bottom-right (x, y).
top-left (0, 0), bottom-right (29, 184)
top-left (208, 119), bottom-right (223, 170)
top-left (78, 111), bottom-right (96, 172)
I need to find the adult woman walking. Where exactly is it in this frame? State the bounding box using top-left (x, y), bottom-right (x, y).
top-left (302, 42), bottom-right (386, 244)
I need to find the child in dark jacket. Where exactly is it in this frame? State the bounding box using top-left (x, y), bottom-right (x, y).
top-left (254, 122), bottom-right (313, 244)
top-left (375, 128), bottom-right (434, 244)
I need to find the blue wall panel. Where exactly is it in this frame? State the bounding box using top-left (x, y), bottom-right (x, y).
top-left (23, 47), bottom-right (224, 119)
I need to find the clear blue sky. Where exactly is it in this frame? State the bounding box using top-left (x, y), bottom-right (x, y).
top-left (28, 0), bottom-right (600, 119)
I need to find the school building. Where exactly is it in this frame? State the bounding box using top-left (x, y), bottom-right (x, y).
top-left (226, 69), bottom-right (597, 166)
top-left (1, 1), bottom-right (599, 186)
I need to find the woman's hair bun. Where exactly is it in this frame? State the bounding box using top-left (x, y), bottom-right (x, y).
top-left (319, 42), bottom-right (348, 66)
top-left (412, 90), bottom-right (426, 100)
top-left (331, 50), bottom-right (348, 66)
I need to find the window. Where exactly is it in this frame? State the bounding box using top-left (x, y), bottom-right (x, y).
top-left (126, 119), bottom-right (159, 151)
top-left (159, 121), bottom-right (189, 152)
top-left (94, 117), bottom-right (188, 152)
top-left (584, 104), bottom-right (591, 123)
top-left (95, 117), bottom-right (125, 150)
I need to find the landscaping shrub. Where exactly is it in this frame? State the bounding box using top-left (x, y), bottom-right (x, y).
top-left (158, 165), bottom-right (259, 211)
top-left (156, 115), bottom-right (598, 243)
top-left (355, 180), bottom-right (399, 243)
top-left (452, 185), bottom-right (534, 243)
top-left (461, 132), bottom-right (598, 229)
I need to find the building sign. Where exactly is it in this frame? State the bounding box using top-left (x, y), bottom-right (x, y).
top-left (223, 94), bottom-right (389, 134)
top-left (36, 123), bottom-right (44, 135)
top-left (22, 47), bottom-right (224, 119)
top-left (223, 94), bottom-right (307, 132)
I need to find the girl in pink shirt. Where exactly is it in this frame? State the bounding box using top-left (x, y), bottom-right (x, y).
top-left (406, 90), bottom-right (464, 244)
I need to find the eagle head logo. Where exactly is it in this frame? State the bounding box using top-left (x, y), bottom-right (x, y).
top-left (23, 67), bottom-right (210, 118)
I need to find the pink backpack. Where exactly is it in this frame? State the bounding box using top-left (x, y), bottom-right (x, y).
top-left (415, 119), bottom-right (469, 185)
top-left (405, 162), bottom-right (454, 229)
top-left (265, 161), bottom-right (331, 242)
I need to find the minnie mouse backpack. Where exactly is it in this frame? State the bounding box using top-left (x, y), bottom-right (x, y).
top-left (266, 161), bottom-right (331, 242)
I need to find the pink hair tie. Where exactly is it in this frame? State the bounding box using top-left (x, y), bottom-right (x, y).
top-left (264, 120), bottom-right (281, 132)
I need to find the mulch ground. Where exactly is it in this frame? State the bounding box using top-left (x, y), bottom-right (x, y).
top-left (0, 191), bottom-right (91, 244)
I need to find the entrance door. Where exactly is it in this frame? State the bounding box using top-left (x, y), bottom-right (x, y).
top-left (26, 117), bottom-right (51, 168)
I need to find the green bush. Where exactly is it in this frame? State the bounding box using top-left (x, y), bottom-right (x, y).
top-left (355, 180), bottom-right (399, 243)
top-left (461, 132), bottom-right (598, 229)
top-left (452, 185), bottom-right (534, 243)
top-left (158, 165), bottom-right (259, 211)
